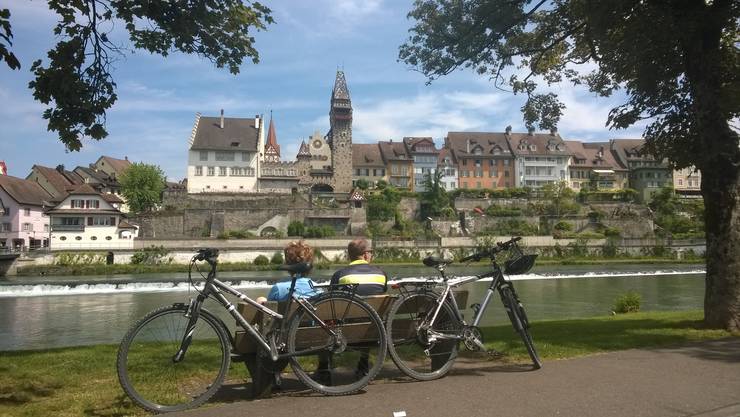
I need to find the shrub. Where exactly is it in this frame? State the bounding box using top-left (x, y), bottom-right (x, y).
top-left (601, 240), bottom-right (619, 258)
top-left (485, 205), bottom-right (523, 217)
top-left (131, 246), bottom-right (172, 265)
top-left (54, 252), bottom-right (107, 266)
top-left (553, 221), bottom-right (572, 231)
top-left (217, 230), bottom-right (254, 239)
top-left (614, 291), bottom-right (641, 313)
top-left (304, 225), bottom-right (337, 238)
top-left (287, 221), bottom-right (305, 237)
top-left (253, 255), bottom-right (270, 265)
top-left (270, 252), bottom-right (284, 264)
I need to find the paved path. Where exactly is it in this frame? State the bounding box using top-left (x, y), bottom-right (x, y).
top-left (172, 338), bottom-right (740, 417)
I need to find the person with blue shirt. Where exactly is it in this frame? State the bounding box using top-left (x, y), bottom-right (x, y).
top-left (257, 240), bottom-right (321, 304)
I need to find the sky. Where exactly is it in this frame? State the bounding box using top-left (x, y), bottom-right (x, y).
top-left (0, 0), bottom-right (644, 181)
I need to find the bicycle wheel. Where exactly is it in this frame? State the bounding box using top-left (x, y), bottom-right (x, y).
top-left (117, 304), bottom-right (231, 413)
top-left (500, 286), bottom-right (542, 369)
top-left (386, 291), bottom-right (461, 381)
top-left (286, 292), bottom-right (387, 395)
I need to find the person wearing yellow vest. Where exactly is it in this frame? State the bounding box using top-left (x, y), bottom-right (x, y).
top-left (330, 238), bottom-right (387, 295)
top-left (315, 238), bottom-right (386, 383)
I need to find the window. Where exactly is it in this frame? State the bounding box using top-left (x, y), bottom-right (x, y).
top-left (85, 200), bottom-right (100, 209)
top-left (105, 236), bottom-right (112, 241)
top-left (355, 169), bottom-right (361, 176)
top-left (242, 152), bottom-right (249, 161)
top-left (207, 167), bottom-right (215, 176)
top-left (59, 236), bottom-right (66, 241)
top-left (71, 199), bottom-right (84, 208)
top-left (215, 151), bottom-right (234, 161)
top-left (90, 236), bottom-right (97, 241)
top-left (1, 223), bottom-right (10, 232)
top-left (44, 224), bottom-right (49, 232)
top-left (75, 236), bottom-right (82, 241)
top-left (476, 182), bottom-right (482, 189)
top-left (88, 217), bottom-right (115, 226)
top-left (678, 179), bottom-right (683, 186)
top-left (22, 223), bottom-right (32, 232)
top-left (24, 208), bottom-right (31, 216)
top-left (194, 166), bottom-right (203, 176)
top-left (223, 186), bottom-right (228, 190)
top-left (199, 151), bottom-right (208, 161)
top-left (219, 167), bottom-right (227, 176)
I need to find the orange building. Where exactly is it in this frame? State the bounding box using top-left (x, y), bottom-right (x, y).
top-left (445, 132), bottom-right (515, 189)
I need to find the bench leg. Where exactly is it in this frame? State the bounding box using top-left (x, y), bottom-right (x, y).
top-left (244, 354), bottom-right (289, 399)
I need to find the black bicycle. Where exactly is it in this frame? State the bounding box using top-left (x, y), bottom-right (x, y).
top-left (117, 248), bottom-right (386, 413)
top-left (386, 237), bottom-right (542, 381)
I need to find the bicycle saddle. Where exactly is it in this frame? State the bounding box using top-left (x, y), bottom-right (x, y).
top-left (422, 255), bottom-right (453, 267)
top-left (279, 262), bottom-right (312, 275)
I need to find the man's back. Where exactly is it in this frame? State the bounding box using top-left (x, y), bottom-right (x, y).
top-left (330, 260), bottom-right (387, 296)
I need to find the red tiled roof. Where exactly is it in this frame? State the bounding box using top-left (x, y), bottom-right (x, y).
top-left (98, 156), bottom-right (132, 176)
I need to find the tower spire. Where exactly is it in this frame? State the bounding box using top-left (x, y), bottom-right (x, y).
top-left (264, 111), bottom-right (280, 162)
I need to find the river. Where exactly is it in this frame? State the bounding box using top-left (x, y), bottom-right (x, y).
top-left (0, 263), bottom-right (705, 351)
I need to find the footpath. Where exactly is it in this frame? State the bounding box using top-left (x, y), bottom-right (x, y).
top-left (172, 338), bottom-right (740, 417)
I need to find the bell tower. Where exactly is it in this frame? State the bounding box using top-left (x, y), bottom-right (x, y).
top-left (329, 70), bottom-right (353, 193)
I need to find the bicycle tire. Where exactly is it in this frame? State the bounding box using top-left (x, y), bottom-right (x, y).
top-left (117, 304), bottom-right (231, 413)
top-left (500, 286), bottom-right (542, 369)
top-left (386, 291), bottom-right (461, 381)
top-left (286, 292), bottom-right (387, 395)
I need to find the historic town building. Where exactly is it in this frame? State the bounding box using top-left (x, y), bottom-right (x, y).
top-left (0, 175), bottom-right (52, 250)
top-left (378, 140), bottom-right (413, 190)
top-left (566, 141), bottom-right (628, 191)
top-left (446, 131), bottom-right (516, 189)
top-left (510, 128), bottom-right (572, 188)
top-left (186, 111), bottom-right (263, 193)
top-left (610, 139), bottom-right (673, 202)
top-left (47, 184), bottom-right (137, 250)
top-left (404, 137), bottom-right (439, 192)
top-left (352, 143), bottom-right (386, 187)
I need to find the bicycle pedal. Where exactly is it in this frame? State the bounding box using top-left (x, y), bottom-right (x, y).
top-left (423, 348), bottom-right (431, 357)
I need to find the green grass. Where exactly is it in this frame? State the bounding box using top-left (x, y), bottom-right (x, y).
top-left (0, 310), bottom-right (736, 416)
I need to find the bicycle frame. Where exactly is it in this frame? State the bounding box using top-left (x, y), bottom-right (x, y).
top-left (407, 261), bottom-right (508, 342)
top-left (175, 259), bottom-right (338, 362)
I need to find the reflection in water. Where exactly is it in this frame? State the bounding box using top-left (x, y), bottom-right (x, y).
top-left (0, 265), bottom-right (705, 351)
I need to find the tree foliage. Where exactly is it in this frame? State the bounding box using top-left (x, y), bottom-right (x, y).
top-left (401, 0), bottom-right (740, 330)
top-left (119, 162), bottom-right (165, 214)
top-left (2, 1), bottom-right (273, 151)
top-left (419, 169), bottom-right (451, 219)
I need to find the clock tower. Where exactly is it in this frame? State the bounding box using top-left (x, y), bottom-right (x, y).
top-left (328, 70), bottom-right (353, 193)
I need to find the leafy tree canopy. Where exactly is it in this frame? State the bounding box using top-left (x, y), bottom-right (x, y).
top-left (1, 1), bottom-right (273, 151)
top-left (400, 0), bottom-right (738, 169)
top-left (119, 162), bottom-right (166, 214)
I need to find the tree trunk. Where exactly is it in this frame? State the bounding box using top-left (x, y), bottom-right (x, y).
top-left (701, 164), bottom-right (740, 331)
top-left (682, 1), bottom-right (740, 331)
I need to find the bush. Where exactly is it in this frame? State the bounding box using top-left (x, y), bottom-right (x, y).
top-left (253, 255), bottom-right (270, 265)
top-left (553, 221), bottom-right (572, 232)
top-left (54, 252), bottom-right (106, 266)
top-left (217, 230), bottom-right (255, 239)
top-left (270, 252), bottom-right (284, 264)
top-left (614, 291), bottom-right (641, 313)
top-left (485, 205), bottom-right (523, 217)
top-left (131, 245), bottom-right (172, 265)
top-left (601, 239), bottom-right (619, 257)
top-left (287, 221), bottom-right (305, 237)
top-left (304, 225), bottom-right (337, 238)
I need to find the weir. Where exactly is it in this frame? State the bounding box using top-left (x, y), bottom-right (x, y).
top-left (0, 253), bottom-right (20, 276)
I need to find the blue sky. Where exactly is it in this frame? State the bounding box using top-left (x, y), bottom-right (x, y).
top-left (0, 0), bottom-right (643, 180)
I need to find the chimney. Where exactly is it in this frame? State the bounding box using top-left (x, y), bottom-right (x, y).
top-left (505, 125), bottom-right (512, 135)
top-left (125, 156), bottom-right (128, 161)
top-left (55, 164), bottom-right (65, 173)
top-left (220, 109), bottom-right (224, 129)
top-left (527, 127), bottom-right (535, 136)
top-left (254, 114), bottom-right (260, 130)
top-left (550, 127), bottom-right (557, 136)
top-left (466, 139), bottom-right (471, 153)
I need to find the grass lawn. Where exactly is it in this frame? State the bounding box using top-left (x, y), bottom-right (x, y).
top-left (0, 310), bottom-right (736, 417)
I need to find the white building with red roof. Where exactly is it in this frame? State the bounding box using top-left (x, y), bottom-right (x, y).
top-left (47, 184), bottom-right (137, 250)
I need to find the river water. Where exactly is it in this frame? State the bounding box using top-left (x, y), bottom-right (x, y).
top-left (0, 264), bottom-right (705, 351)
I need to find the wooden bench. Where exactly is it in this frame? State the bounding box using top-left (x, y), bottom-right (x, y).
top-left (233, 291), bottom-right (468, 398)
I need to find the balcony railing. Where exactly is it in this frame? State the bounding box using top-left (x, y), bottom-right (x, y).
top-left (51, 224), bottom-right (85, 232)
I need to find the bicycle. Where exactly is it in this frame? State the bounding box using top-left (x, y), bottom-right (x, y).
top-left (385, 237), bottom-right (542, 381)
top-left (117, 248), bottom-right (387, 413)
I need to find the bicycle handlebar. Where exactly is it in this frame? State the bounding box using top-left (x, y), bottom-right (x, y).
top-left (458, 237), bottom-right (522, 262)
top-left (194, 248), bottom-right (219, 264)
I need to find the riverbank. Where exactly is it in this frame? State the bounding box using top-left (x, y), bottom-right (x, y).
top-left (12, 256), bottom-right (704, 278)
top-left (0, 310), bottom-right (735, 417)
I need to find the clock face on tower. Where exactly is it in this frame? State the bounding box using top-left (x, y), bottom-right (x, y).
top-left (312, 139), bottom-right (322, 149)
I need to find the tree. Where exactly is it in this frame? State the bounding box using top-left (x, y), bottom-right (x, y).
top-left (400, 1), bottom-right (739, 330)
top-left (119, 163), bottom-right (165, 214)
top-left (419, 169), bottom-right (451, 219)
top-left (541, 181), bottom-right (577, 217)
top-left (1, 1), bottom-right (273, 151)
top-left (355, 179), bottom-right (370, 190)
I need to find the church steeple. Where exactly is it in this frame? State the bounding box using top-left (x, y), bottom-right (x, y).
top-left (264, 111), bottom-right (280, 162)
top-left (328, 70), bottom-right (353, 193)
top-left (330, 70), bottom-right (352, 125)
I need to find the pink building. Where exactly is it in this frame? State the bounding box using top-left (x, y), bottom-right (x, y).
top-left (0, 175), bottom-right (53, 250)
